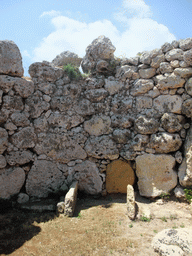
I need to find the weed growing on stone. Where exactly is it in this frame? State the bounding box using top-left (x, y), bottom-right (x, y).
top-left (129, 223), bottom-right (133, 228)
top-left (153, 230), bottom-right (158, 233)
top-left (159, 192), bottom-right (170, 200)
top-left (63, 64), bottom-right (81, 80)
top-left (140, 215), bottom-right (151, 222)
top-left (77, 212), bottom-right (82, 219)
top-left (180, 223), bottom-right (185, 228)
top-left (184, 186), bottom-right (192, 203)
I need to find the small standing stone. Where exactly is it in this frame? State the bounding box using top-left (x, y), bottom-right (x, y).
top-left (127, 185), bottom-right (136, 220)
top-left (64, 181), bottom-right (78, 217)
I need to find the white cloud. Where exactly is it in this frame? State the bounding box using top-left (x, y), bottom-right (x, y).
top-left (40, 10), bottom-right (61, 18)
top-left (32, 1), bottom-right (176, 63)
top-left (22, 50), bottom-right (31, 58)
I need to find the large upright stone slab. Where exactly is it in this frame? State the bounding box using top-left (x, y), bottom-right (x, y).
top-left (136, 154), bottom-right (177, 197)
top-left (106, 160), bottom-right (135, 193)
top-left (0, 40), bottom-right (24, 77)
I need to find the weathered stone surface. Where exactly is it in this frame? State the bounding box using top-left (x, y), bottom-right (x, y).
top-left (85, 135), bottom-right (119, 160)
top-left (140, 51), bottom-right (152, 64)
top-left (161, 42), bottom-right (173, 53)
top-left (165, 49), bottom-right (184, 61)
top-left (150, 132), bottom-right (182, 153)
top-left (57, 202), bottom-right (65, 213)
top-left (135, 115), bottom-right (159, 134)
top-left (72, 160), bottom-right (102, 194)
top-left (156, 73), bottom-right (185, 90)
top-left (152, 228), bottom-right (192, 256)
top-left (26, 160), bottom-right (66, 198)
top-left (34, 117), bottom-right (49, 132)
top-left (116, 65), bottom-right (138, 80)
top-left (178, 125), bottom-right (192, 186)
top-left (127, 184), bottom-right (136, 220)
top-left (26, 93), bottom-right (50, 118)
top-left (0, 40), bottom-right (24, 77)
top-left (131, 134), bottom-right (149, 151)
top-left (139, 68), bottom-right (156, 79)
top-left (179, 37), bottom-right (192, 50)
top-left (104, 78), bottom-right (124, 95)
top-left (0, 155), bottom-right (6, 168)
top-left (0, 167), bottom-right (25, 199)
top-left (81, 35), bottom-right (116, 73)
top-left (2, 95), bottom-right (24, 112)
top-left (174, 67), bottom-right (192, 78)
top-left (0, 90), bottom-right (3, 105)
top-left (17, 193), bottom-right (29, 204)
top-left (161, 113), bottom-right (184, 133)
top-left (74, 99), bottom-right (95, 116)
top-left (151, 54), bottom-right (165, 68)
top-left (154, 95), bottom-right (183, 114)
top-left (136, 96), bottom-right (152, 109)
top-left (11, 127), bottom-right (37, 149)
top-left (130, 79), bottom-right (154, 96)
top-left (136, 154), bottom-right (177, 197)
top-left (64, 181), bottom-right (78, 217)
top-left (174, 186), bottom-right (185, 198)
top-left (84, 88), bottom-right (108, 102)
top-left (185, 77), bottom-right (192, 96)
top-left (175, 151), bottom-right (183, 164)
top-left (13, 77), bottom-right (34, 98)
top-left (29, 61), bottom-right (64, 82)
top-left (0, 128), bottom-right (8, 154)
top-left (84, 115), bottom-right (111, 136)
top-left (111, 115), bottom-right (133, 129)
top-left (112, 129), bottom-right (131, 144)
top-left (52, 51), bottom-right (82, 67)
top-left (182, 98), bottom-right (192, 118)
top-left (37, 82), bottom-right (56, 95)
top-left (11, 111), bottom-right (30, 127)
top-left (48, 112), bottom-right (84, 130)
top-left (183, 49), bottom-right (192, 66)
top-left (34, 133), bottom-right (87, 163)
top-left (5, 150), bottom-right (33, 165)
top-left (20, 199), bottom-right (57, 212)
top-left (106, 160), bottom-right (135, 194)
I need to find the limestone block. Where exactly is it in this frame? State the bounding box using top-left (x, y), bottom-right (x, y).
top-left (152, 228), bottom-right (192, 256)
top-left (131, 134), bottom-right (149, 151)
top-left (26, 93), bottom-right (50, 118)
top-left (178, 125), bottom-right (192, 186)
top-left (0, 155), bottom-right (6, 168)
top-left (112, 129), bottom-right (131, 144)
top-left (140, 51), bottom-right (152, 64)
top-left (13, 77), bottom-right (34, 98)
top-left (26, 160), bottom-right (66, 198)
top-left (185, 77), bottom-right (192, 96)
top-left (5, 150), bottom-right (33, 165)
top-left (34, 133), bottom-right (87, 164)
top-left (72, 160), bottom-right (103, 194)
top-left (179, 37), bottom-right (192, 50)
top-left (130, 79), bottom-right (154, 96)
top-left (184, 49), bottom-right (192, 66)
top-left (34, 117), bottom-right (49, 132)
top-left (156, 73), bottom-right (185, 90)
top-left (161, 113), bottom-right (184, 133)
top-left (11, 111), bottom-right (30, 127)
top-left (37, 82), bottom-right (56, 95)
top-left (2, 95), bottom-right (24, 112)
top-left (161, 42), bottom-right (173, 53)
top-left (136, 96), bottom-right (152, 109)
top-left (85, 135), bottom-right (119, 160)
top-left (182, 98), bottom-right (192, 118)
top-left (134, 115), bottom-right (159, 134)
top-left (74, 99), bottom-right (95, 117)
top-left (151, 54), bottom-right (165, 68)
top-left (174, 67), bottom-right (192, 78)
top-left (11, 127), bottom-right (37, 149)
top-left (159, 62), bottom-right (173, 73)
top-left (154, 95), bottom-right (183, 114)
top-left (139, 68), bottom-right (156, 79)
top-left (84, 115), bottom-right (111, 136)
top-left (0, 128), bottom-right (8, 154)
top-left (84, 89), bottom-right (108, 102)
top-left (0, 40), bottom-right (24, 77)
top-left (64, 181), bottom-right (78, 217)
top-left (165, 49), bottom-right (184, 61)
top-left (150, 132), bottom-right (182, 153)
top-left (111, 115), bottom-right (133, 129)
top-left (106, 160), bottom-right (135, 193)
top-left (136, 154), bottom-right (177, 197)
top-left (0, 167), bottom-right (25, 199)
top-left (104, 79), bottom-right (124, 95)
top-left (52, 50), bottom-right (82, 67)
top-left (127, 184), bottom-right (136, 220)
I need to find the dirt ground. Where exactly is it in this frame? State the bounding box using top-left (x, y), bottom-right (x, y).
top-left (0, 193), bottom-right (192, 256)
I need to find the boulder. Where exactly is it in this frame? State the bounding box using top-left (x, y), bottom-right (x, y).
top-left (112, 129), bottom-right (131, 144)
top-left (11, 127), bottom-right (37, 149)
top-left (0, 167), bottom-right (25, 199)
top-left (135, 96), bottom-right (152, 110)
top-left (52, 51), bottom-right (82, 67)
top-left (26, 160), bottom-right (66, 198)
top-left (5, 150), bottom-right (33, 165)
top-left (0, 155), bottom-right (6, 168)
top-left (0, 128), bottom-right (8, 154)
top-left (161, 113), bottom-right (184, 133)
top-left (26, 93), bottom-right (50, 118)
top-left (182, 98), bottom-right (192, 118)
top-left (17, 193), bottom-right (29, 204)
top-left (136, 154), bottom-right (177, 197)
top-left (185, 77), bottom-right (192, 96)
top-left (174, 67), bottom-right (192, 78)
top-left (134, 115), bottom-right (159, 134)
top-left (139, 68), bottom-right (156, 79)
top-left (81, 35), bottom-right (116, 74)
top-left (165, 49), bottom-right (184, 61)
top-left (111, 115), bottom-right (133, 129)
top-left (156, 73), bottom-right (185, 90)
top-left (0, 40), bottom-right (24, 77)
top-left (2, 95), bottom-right (24, 112)
top-left (85, 135), bottom-right (119, 160)
top-left (11, 111), bottom-right (30, 127)
top-left (84, 115), bottom-right (111, 136)
top-left (150, 132), bottom-right (182, 153)
top-left (130, 79), bottom-right (154, 96)
top-left (104, 78), bottom-right (124, 95)
top-left (74, 99), bottom-right (95, 117)
top-left (152, 228), bottom-right (192, 256)
top-left (72, 160), bottom-right (102, 195)
top-left (178, 125), bottom-right (192, 186)
top-left (84, 88), bottom-right (108, 102)
top-left (151, 54), bottom-right (165, 68)
top-left (154, 95), bottom-right (183, 114)
top-left (183, 49), bottom-right (192, 66)
top-left (106, 160), bottom-right (135, 193)
top-left (179, 37), bottom-right (192, 50)
top-left (159, 62), bottom-right (173, 73)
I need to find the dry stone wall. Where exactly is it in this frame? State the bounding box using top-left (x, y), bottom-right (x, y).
top-left (1, 36), bottom-right (192, 201)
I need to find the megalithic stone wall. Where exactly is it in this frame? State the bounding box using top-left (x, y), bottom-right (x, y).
top-left (1, 36), bottom-right (192, 201)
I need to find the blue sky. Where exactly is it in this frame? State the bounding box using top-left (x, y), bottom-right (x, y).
top-left (1, 0), bottom-right (192, 76)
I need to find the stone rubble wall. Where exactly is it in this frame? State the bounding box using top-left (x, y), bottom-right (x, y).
top-left (1, 36), bottom-right (192, 201)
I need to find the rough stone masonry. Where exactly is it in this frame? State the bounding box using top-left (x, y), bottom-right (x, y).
top-left (1, 36), bottom-right (192, 202)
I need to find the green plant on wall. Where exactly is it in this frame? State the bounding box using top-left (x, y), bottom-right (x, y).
top-left (184, 186), bottom-right (192, 203)
top-left (63, 63), bottom-right (81, 80)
